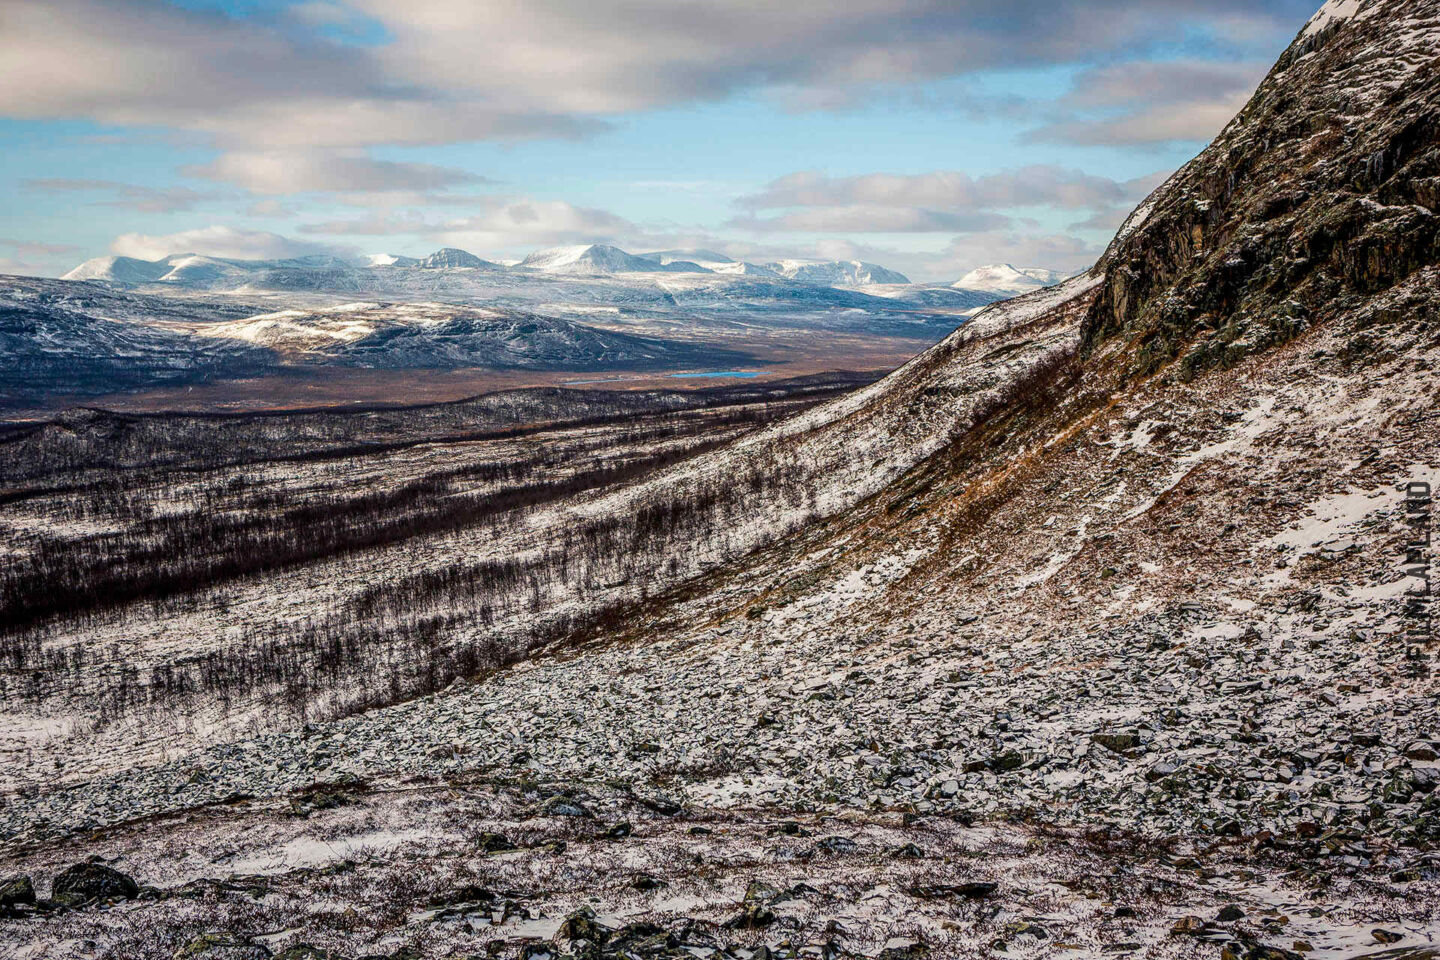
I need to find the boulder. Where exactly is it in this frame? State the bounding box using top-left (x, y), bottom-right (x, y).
top-left (51, 862), bottom-right (140, 902)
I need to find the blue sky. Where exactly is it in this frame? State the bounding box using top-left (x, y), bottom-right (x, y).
top-left (0, 0), bottom-right (1321, 281)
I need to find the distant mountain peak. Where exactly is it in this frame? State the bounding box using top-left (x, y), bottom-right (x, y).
top-left (366, 253), bottom-right (420, 268)
top-left (520, 243), bottom-right (710, 275)
top-left (953, 264), bottom-right (1069, 295)
top-left (418, 248), bottom-right (492, 269)
top-left (61, 255), bottom-right (171, 284)
top-left (765, 259), bottom-right (910, 285)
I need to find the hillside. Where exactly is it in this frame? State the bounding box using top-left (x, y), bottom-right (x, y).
top-left (4, 0), bottom-right (1440, 957)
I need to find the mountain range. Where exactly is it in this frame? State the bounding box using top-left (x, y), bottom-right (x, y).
top-left (0, 245), bottom-right (1067, 412)
top-left (63, 243), bottom-right (1037, 292)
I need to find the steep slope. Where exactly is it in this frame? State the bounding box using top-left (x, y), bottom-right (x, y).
top-left (1082, 0), bottom-right (1440, 380)
top-left (14, 0), bottom-right (1437, 819)
top-left (15, 0), bottom-right (1438, 841)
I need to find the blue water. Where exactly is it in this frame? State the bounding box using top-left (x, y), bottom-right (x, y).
top-left (669, 371), bottom-right (760, 379)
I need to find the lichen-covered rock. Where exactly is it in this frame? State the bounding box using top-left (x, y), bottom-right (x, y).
top-left (0, 875), bottom-right (35, 916)
top-left (51, 862), bottom-right (140, 903)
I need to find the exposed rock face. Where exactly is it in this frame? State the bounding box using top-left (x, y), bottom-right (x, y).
top-left (50, 863), bottom-right (140, 902)
top-left (1082, 0), bottom-right (1440, 376)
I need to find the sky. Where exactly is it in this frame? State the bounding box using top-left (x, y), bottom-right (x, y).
top-left (0, 0), bottom-right (1323, 282)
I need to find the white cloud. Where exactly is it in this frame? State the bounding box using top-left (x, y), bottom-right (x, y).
top-left (296, 197), bottom-right (644, 255)
top-left (1026, 59), bottom-right (1269, 146)
top-left (731, 166), bottom-right (1162, 234)
top-left (109, 225), bottom-right (347, 260)
top-left (189, 150), bottom-right (489, 195)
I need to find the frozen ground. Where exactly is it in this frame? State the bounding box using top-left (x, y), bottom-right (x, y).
top-left (4, 3), bottom-right (1440, 956)
top-left (1, 777), bottom-right (1433, 960)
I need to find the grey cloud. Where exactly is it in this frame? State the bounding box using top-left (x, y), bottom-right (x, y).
top-left (738, 167), bottom-right (1147, 213)
top-left (730, 206), bottom-right (1010, 234)
top-left (730, 166), bottom-right (1162, 234)
top-left (0, 0), bottom-right (1312, 153)
top-left (358, 0), bottom-right (1312, 114)
top-left (1026, 59), bottom-right (1270, 146)
top-left (0, 0), bottom-right (599, 149)
top-left (189, 151), bottom-right (491, 195)
top-left (24, 178), bottom-right (210, 213)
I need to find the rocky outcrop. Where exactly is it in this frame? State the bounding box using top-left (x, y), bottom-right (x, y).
top-left (1082, 0), bottom-right (1440, 377)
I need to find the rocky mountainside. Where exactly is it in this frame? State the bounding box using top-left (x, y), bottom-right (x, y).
top-left (1082, 0), bottom-right (1440, 379)
top-left (5, 1), bottom-right (1440, 958)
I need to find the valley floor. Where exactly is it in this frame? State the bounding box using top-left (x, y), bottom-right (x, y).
top-left (4, 330), bottom-right (922, 421)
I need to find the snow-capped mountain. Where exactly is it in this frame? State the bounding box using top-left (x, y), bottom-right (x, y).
top-left (61, 255), bottom-right (173, 284)
top-left (63, 252), bottom-right (354, 285)
top-left (520, 244), bottom-right (707, 275)
top-left (417, 247), bottom-right (497, 269)
top-left (952, 263), bottom-right (1070, 296)
top-left (60, 244), bottom-right (922, 291)
top-left (640, 248), bottom-right (732, 265)
top-left (641, 250), bottom-right (783, 277)
top-left (765, 259), bottom-right (910, 285)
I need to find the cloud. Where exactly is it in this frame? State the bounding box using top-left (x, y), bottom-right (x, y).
top-left (739, 167), bottom-right (1144, 212)
top-left (0, 238), bottom-right (86, 278)
top-left (24, 178), bottom-right (210, 213)
top-left (297, 196), bottom-right (643, 253)
top-left (109, 225), bottom-right (348, 260)
top-left (731, 206), bottom-right (1010, 234)
top-left (0, 0), bottom-right (599, 149)
top-left (0, 238), bottom-right (83, 257)
top-left (731, 166), bottom-right (1160, 233)
top-left (697, 231), bottom-right (1104, 284)
top-left (1026, 59), bottom-right (1270, 146)
top-left (922, 230), bottom-right (1104, 280)
top-left (0, 0), bottom-right (1311, 152)
top-left (188, 150), bottom-right (492, 194)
